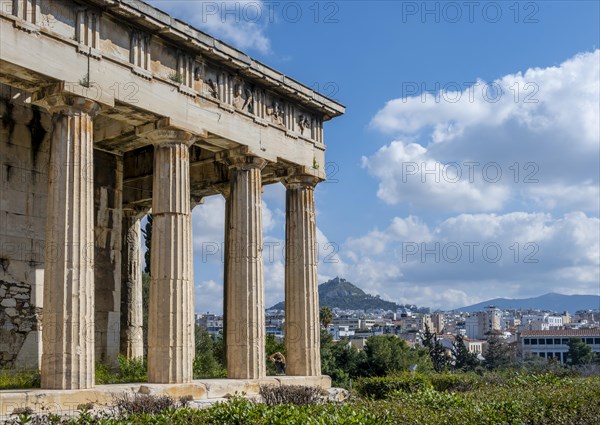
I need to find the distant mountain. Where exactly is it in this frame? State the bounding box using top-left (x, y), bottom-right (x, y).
top-left (455, 293), bottom-right (600, 313)
top-left (269, 277), bottom-right (402, 311)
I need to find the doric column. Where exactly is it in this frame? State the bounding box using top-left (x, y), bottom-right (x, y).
top-left (214, 185), bottom-right (231, 370)
top-left (284, 175), bottom-right (321, 376)
top-left (39, 95), bottom-right (100, 389)
top-left (225, 155), bottom-right (267, 379)
top-left (147, 130), bottom-right (196, 383)
top-left (120, 209), bottom-right (144, 359)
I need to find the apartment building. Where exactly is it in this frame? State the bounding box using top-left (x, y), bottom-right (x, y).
top-left (520, 329), bottom-right (600, 363)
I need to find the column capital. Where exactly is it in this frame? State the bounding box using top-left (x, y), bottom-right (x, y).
top-left (35, 94), bottom-right (100, 118)
top-left (146, 129), bottom-right (197, 147)
top-left (212, 183), bottom-right (231, 198)
top-left (284, 174), bottom-right (319, 189)
top-left (225, 154), bottom-right (267, 171)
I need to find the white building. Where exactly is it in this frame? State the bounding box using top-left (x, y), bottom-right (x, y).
top-left (522, 314), bottom-right (563, 328)
top-left (520, 329), bottom-right (600, 364)
top-left (328, 325), bottom-right (355, 340)
top-left (195, 313), bottom-right (223, 336)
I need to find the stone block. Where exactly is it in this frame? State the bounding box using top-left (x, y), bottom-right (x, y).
top-left (0, 189), bottom-right (30, 215)
top-left (3, 211), bottom-right (43, 239)
top-left (14, 331), bottom-right (41, 370)
top-left (201, 378), bottom-right (279, 399)
top-left (275, 375), bottom-right (332, 389)
top-left (1, 298), bottom-right (16, 307)
top-left (136, 383), bottom-right (208, 400)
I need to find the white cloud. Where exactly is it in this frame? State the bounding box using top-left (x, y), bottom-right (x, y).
top-left (147, 1), bottom-right (271, 54)
top-left (362, 141), bottom-right (510, 211)
top-left (366, 50), bottom-right (600, 214)
top-left (332, 211), bottom-right (599, 309)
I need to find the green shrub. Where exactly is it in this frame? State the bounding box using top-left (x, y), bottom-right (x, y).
top-left (3, 373), bottom-right (600, 424)
top-left (0, 369), bottom-right (40, 389)
top-left (355, 372), bottom-right (432, 399)
top-left (429, 372), bottom-right (480, 392)
top-left (95, 355), bottom-right (147, 385)
top-left (111, 392), bottom-right (184, 417)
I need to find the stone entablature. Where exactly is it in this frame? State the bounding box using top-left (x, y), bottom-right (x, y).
top-left (0, 0), bottom-right (340, 157)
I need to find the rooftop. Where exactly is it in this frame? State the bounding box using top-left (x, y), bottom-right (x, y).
top-left (520, 329), bottom-right (600, 337)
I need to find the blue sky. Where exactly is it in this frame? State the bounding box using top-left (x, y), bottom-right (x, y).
top-left (146, 1), bottom-right (600, 312)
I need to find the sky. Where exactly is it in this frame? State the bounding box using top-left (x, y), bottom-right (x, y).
top-left (145, 0), bottom-right (600, 313)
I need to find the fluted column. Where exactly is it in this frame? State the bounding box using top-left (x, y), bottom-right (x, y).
top-left (120, 210), bottom-right (144, 359)
top-left (147, 130), bottom-right (196, 383)
top-left (215, 185), bottom-right (231, 370)
top-left (284, 175), bottom-right (321, 376)
top-left (39, 95), bottom-right (99, 389)
top-left (225, 155), bottom-right (267, 379)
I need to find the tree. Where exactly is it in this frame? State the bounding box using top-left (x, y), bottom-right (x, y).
top-left (452, 333), bottom-right (479, 371)
top-left (320, 331), bottom-right (364, 388)
top-left (193, 326), bottom-right (226, 378)
top-left (484, 331), bottom-right (515, 370)
top-left (361, 334), bottom-right (432, 376)
top-left (141, 214), bottom-right (152, 274)
top-left (320, 307), bottom-right (333, 329)
top-left (566, 337), bottom-right (594, 365)
top-left (422, 324), bottom-right (449, 372)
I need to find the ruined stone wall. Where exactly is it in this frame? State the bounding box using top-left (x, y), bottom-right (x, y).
top-left (0, 84), bottom-right (51, 369)
top-left (0, 85), bottom-right (124, 369)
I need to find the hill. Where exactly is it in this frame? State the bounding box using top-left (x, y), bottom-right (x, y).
top-left (269, 277), bottom-right (401, 311)
top-left (455, 292), bottom-right (600, 313)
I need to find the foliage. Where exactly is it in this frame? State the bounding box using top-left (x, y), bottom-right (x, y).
top-left (321, 333), bottom-right (433, 388)
top-left (567, 337), bottom-right (595, 365)
top-left (111, 392), bottom-right (188, 416)
top-left (422, 324), bottom-right (449, 372)
top-left (320, 306), bottom-right (333, 329)
top-left (259, 385), bottom-right (327, 406)
top-left (361, 335), bottom-right (433, 377)
top-left (321, 333), bottom-right (363, 389)
top-left (95, 355), bottom-right (147, 384)
top-left (168, 72), bottom-right (183, 84)
top-left (4, 375), bottom-right (600, 424)
top-left (355, 372), bottom-right (432, 399)
top-left (0, 369), bottom-right (40, 389)
top-left (193, 326), bottom-right (226, 378)
top-left (428, 372), bottom-right (481, 392)
top-left (484, 331), bottom-right (515, 370)
top-left (451, 333), bottom-right (479, 371)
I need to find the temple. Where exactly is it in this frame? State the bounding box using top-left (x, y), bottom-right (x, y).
top-left (0, 0), bottom-right (344, 394)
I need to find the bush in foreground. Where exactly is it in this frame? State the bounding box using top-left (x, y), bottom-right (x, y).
top-left (355, 372), bottom-right (432, 399)
top-left (259, 384), bottom-right (327, 406)
top-left (4, 376), bottom-right (600, 424)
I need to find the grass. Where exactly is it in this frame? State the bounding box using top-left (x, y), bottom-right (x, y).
top-left (95, 355), bottom-right (147, 384)
top-left (0, 369), bottom-right (40, 390)
top-left (0, 355), bottom-right (146, 389)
